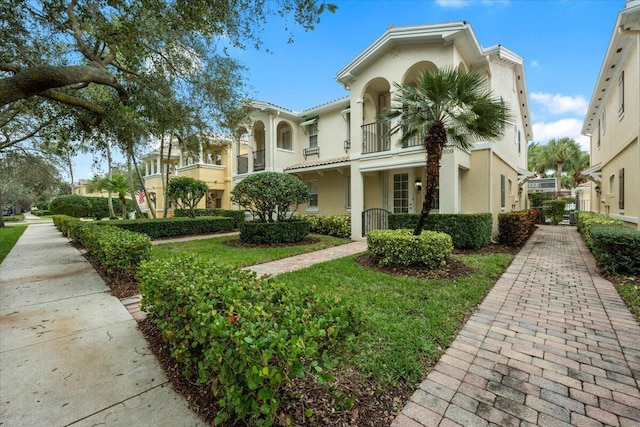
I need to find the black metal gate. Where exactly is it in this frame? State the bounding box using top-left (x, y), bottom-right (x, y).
top-left (362, 208), bottom-right (390, 237)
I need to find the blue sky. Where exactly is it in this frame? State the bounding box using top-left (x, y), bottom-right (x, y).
top-left (74, 0), bottom-right (624, 179)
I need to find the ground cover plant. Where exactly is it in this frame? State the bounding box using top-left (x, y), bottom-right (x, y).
top-left (0, 224), bottom-right (27, 262)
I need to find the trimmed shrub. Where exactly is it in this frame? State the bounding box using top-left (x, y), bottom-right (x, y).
top-left (2, 214), bottom-right (24, 222)
top-left (31, 209), bottom-right (50, 216)
top-left (52, 215), bottom-right (82, 236)
top-left (367, 229), bottom-right (453, 268)
top-left (498, 210), bottom-right (538, 246)
top-left (239, 220), bottom-right (310, 244)
top-left (300, 215), bottom-right (351, 238)
top-left (175, 208), bottom-right (245, 228)
top-left (590, 225), bottom-right (640, 275)
top-left (73, 223), bottom-right (151, 279)
top-left (527, 191), bottom-right (550, 208)
top-left (86, 197), bottom-right (136, 220)
top-left (49, 195), bottom-right (91, 217)
top-left (95, 216), bottom-right (234, 239)
top-left (575, 211), bottom-right (624, 249)
top-left (543, 200), bottom-right (566, 225)
top-left (138, 254), bottom-right (360, 426)
top-left (388, 213), bottom-right (491, 249)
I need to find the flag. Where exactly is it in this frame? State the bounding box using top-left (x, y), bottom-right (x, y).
top-left (138, 187), bottom-right (145, 204)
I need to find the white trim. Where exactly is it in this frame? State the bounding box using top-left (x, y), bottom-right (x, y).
top-left (610, 214), bottom-right (638, 224)
top-left (300, 118), bottom-right (318, 127)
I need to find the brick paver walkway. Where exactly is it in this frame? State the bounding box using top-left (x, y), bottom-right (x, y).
top-left (392, 225), bottom-right (640, 427)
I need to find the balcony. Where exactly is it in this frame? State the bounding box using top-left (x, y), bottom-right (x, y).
top-left (402, 133), bottom-right (422, 149)
top-left (362, 122), bottom-right (390, 154)
top-left (303, 146), bottom-right (320, 159)
top-left (253, 149), bottom-right (265, 171)
top-left (237, 154), bottom-right (248, 174)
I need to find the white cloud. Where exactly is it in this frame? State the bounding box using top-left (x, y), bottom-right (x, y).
top-left (530, 92), bottom-right (588, 116)
top-left (530, 60), bottom-right (539, 68)
top-left (532, 119), bottom-right (590, 152)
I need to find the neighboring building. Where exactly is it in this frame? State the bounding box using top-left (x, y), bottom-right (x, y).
top-left (232, 22), bottom-right (534, 240)
top-left (581, 0), bottom-right (640, 230)
top-left (527, 178), bottom-right (557, 193)
top-left (140, 135), bottom-right (236, 217)
top-left (73, 179), bottom-right (111, 198)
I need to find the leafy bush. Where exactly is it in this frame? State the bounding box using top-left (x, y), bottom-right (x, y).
top-left (31, 209), bottom-right (50, 216)
top-left (239, 220), bottom-right (310, 244)
top-left (49, 195), bottom-right (91, 217)
top-left (367, 229), bottom-right (452, 268)
top-left (231, 172), bottom-right (310, 222)
top-left (498, 210), bottom-right (538, 246)
top-left (300, 215), bottom-right (351, 238)
top-left (52, 215), bottom-right (82, 236)
top-left (590, 225), bottom-right (640, 275)
top-left (575, 211), bottom-right (624, 249)
top-left (2, 214), bottom-right (24, 222)
top-left (167, 177), bottom-right (210, 218)
top-left (528, 191), bottom-right (550, 207)
top-left (543, 200), bottom-right (566, 225)
top-left (138, 254), bottom-right (360, 426)
top-left (174, 208), bottom-right (245, 228)
top-left (96, 216), bottom-right (234, 239)
top-left (73, 223), bottom-right (151, 279)
top-left (388, 213), bottom-right (491, 249)
top-left (86, 197), bottom-right (136, 220)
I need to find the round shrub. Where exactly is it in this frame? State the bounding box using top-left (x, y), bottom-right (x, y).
top-left (239, 219), bottom-right (310, 244)
top-left (367, 229), bottom-right (453, 268)
top-left (49, 195), bottom-right (91, 217)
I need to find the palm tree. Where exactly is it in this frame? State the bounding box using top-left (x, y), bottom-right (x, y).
top-left (545, 137), bottom-right (580, 192)
top-left (378, 67), bottom-right (510, 235)
top-left (527, 142), bottom-right (551, 178)
top-left (103, 175), bottom-right (131, 219)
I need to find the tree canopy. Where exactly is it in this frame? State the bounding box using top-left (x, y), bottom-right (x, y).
top-left (167, 177), bottom-right (208, 218)
top-left (527, 138), bottom-right (587, 189)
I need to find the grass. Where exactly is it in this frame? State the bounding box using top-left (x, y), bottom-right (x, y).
top-left (609, 275), bottom-right (640, 322)
top-left (278, 253), bottom-right (513, 385)
top-left (151, 233), bottom-right (352, 268)
top-left (0, 225), bottom-right (28, 263)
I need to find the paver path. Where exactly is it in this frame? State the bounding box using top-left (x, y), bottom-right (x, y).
top-left (392, 225), bottom-right (640, 427)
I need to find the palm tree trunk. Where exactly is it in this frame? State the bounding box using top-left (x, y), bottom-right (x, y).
top-left (556, 161), bottom-right (563, 193)
top-left (413, 124), bottom-right (446, 235)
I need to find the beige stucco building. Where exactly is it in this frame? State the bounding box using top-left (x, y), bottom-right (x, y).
top-left (140, 136), bottom-right (236, 217)
top-left (233, 22), bottom-right (534, 240)
top-left (581, 0), bottom-right (640, 230)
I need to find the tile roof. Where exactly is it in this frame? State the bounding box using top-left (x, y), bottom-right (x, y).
top-left (285, 156), bottom-right (350, 171)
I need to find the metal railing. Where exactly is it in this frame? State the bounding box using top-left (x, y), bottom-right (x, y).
top-left (303, 146), bottom-right (320, 159)
top-left (362, 122), bottom-right (390, 154)
top-left (237, 154), bottom-right (248, 174)
top-left (362, 208), bottom-right (390, 236)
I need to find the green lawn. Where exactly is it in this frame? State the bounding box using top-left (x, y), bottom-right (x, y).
top-left (151, 233), bottom-right (351, 268)
top-left (0, 225), bottom-right (28, 263)
top-left (278, 253), bottom-right (513, 385)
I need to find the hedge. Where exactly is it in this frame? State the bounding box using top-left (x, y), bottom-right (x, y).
top-left (590, 225), bottom-right (640, 275)
top-left (86, 197), bottom-right (137, 220)
top-left (49, 194), bottom-right (91, 217)
top-left (389, 213), bottom-right (492, 249)
top-left (174, 208), bottom-right (245, 228)
top-left (95, 216), bottom-right (234, 239)
top-left (239, 220), bottom-right (310, 244)
top-left (72, 223), bottom-right (151, 279)
top-left (543, 200), bottom-right (566, 225)
top-left (52, 215), bottom-right (82, 236)
top-left (575, 211), bottom-right (624, 249)
top-left (138, 254), bottom-right (360, 426)
top-left (367, 229), bottom-right (453, 268)
top-left (299, 215), bottom-right (351, 238)
top-left (498, 210), bottom-right (538, 246)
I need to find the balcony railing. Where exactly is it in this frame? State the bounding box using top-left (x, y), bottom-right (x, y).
top-left (362, 122), bottom-right (390, 154)
top-left (253, 149), bottom-right (265, 171)
top-left (402, 133), bottom-right (422, 148)
top-left (237, 154), bottom-right (248, 174)
top-left (303, 146), bottom-right (320, 159)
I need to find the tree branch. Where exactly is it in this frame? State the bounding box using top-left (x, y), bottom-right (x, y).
top-left (0, 64), bottom-right (127, 106)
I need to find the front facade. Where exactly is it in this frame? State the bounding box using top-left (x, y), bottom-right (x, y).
top-left (581, 0), bottom-right (640, 230)
top-left (233, 22), bottom-right (534, 239)
top-left (140, 136), bottom-right (236, 217)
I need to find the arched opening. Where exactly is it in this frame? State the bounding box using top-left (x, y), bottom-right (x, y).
top-left (276, 121), bottom-right (293, 150)
top-left (361, 77), bottom-right (391, 154)
top-left (402, 61), bottom-right (437, 86)
top-left (252, 121), bottom-right (266, 171)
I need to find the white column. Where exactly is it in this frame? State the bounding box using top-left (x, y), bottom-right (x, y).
top-left (350, 162), bottom-right (364, 240)
top-left (198, 142), bottom-right (203, 163)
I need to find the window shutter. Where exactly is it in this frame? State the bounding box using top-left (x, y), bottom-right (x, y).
top-left (619, 168), bottom-right (624, 210)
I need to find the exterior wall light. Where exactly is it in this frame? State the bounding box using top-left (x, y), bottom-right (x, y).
top-left (415, 178), bottom-right (423, 191)
top-left (595, 185), bottom-right (601, 194)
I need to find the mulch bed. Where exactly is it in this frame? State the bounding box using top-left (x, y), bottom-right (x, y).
top-left (83, 240), bottom-right (520, 426)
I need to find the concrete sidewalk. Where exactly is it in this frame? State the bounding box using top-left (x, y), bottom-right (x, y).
top-left (0, 223), bottom-right (206, 426)
top-left (392, 225), bottom-right (640, 427)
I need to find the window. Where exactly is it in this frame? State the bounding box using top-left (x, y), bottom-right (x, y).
top-left (508, 178), bottom-right (513, 197)
top-left (610, 174), bottom-right (615, 195)
top-left (619, 168), bottom-right (624, 210)
top-left (345, 112), bottom-right (351, 149)
top-left (344, 176), bottom-right (351, 209)
top-left (309, 122), bottom-right (318, 148)
top-left (518, 130), bottom-right (521, 154)
top-left (597, 119), bottom-right (601, 149)
top-left (308, 180), bottom-right (318, 207)
top-left (393, 173), bottom-right (409, 213)
top-left (618, 71), bottom-right (624, 117)
top-left (277, 123), bottom-right (292, 150)
top-left (212, 149), bottom-right (222, 165)
top-left (206, 190), bottom-right (223, 209)
top-left (501, 174), bottom-right (506, 208)
top-left (602, 108), bottom-right (606, 135)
